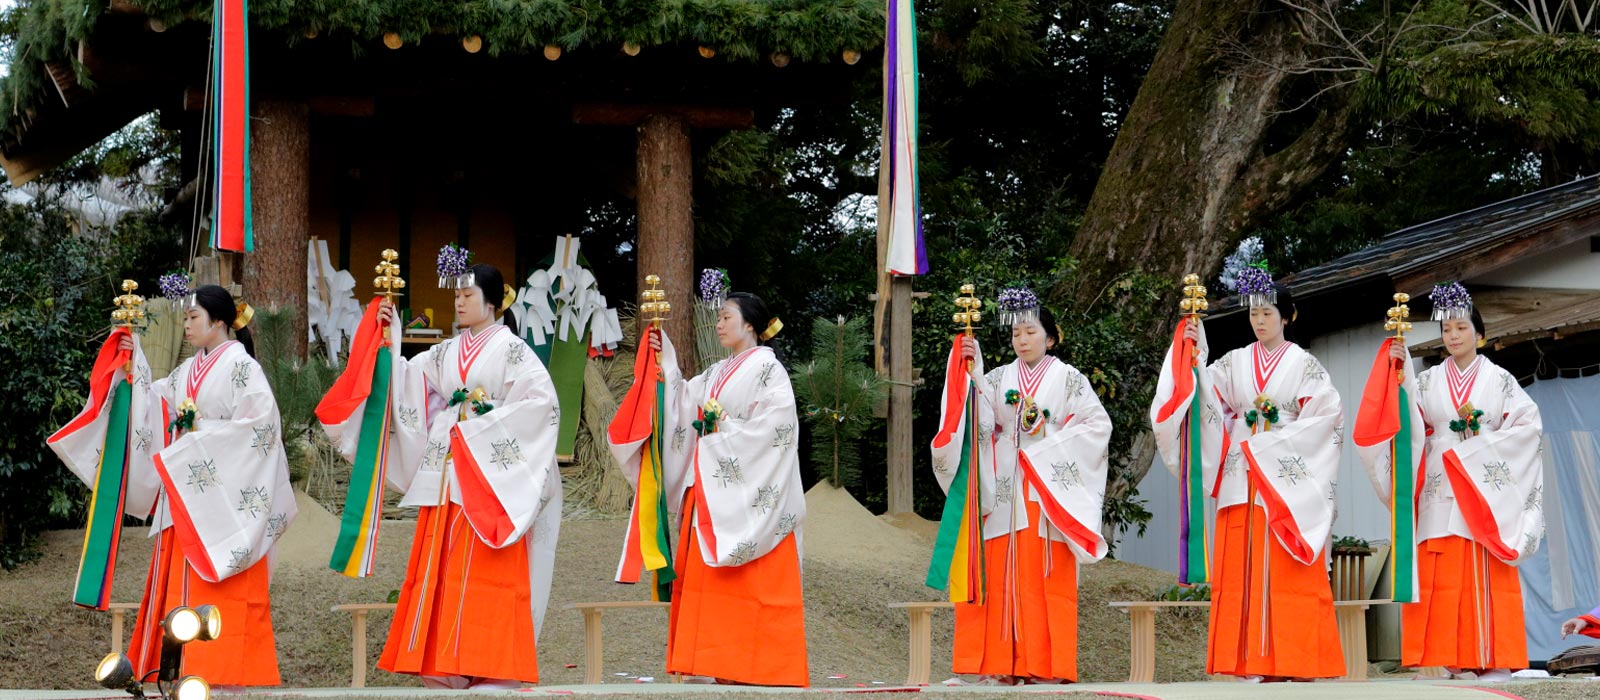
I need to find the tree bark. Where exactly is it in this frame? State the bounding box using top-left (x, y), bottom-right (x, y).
top-left (243, 99), bottom-right (311, 359)
top-left (636, 114), bottom-right (696, 374)
top-left (1064, 0), bottom-right (1357, 537)
top-left (1070, 1), bottom-right (1352, 298)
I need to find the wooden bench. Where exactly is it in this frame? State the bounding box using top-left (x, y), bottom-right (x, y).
top-left (332, 603), bottom-right (396, 688)
top-left (1110, 598), bottom-right (1392, 682)
top-left (97, 602), bottom-right (140, 655)
top-left (1108, 601), bottom-right (1211, 683)
top-left (565, 601), bottom-right (672, 684)
top-left (888, 601), bottom-right (955, 686)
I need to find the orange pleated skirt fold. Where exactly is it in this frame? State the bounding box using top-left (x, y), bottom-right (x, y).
top-left (1207, 503), bottom-right (1343, 678)
top-left (127, 527), bottom-right (281, 686)
top-left (952, 499), bottom-right (1080, 681)
top-left (1402, 535), bottom-right (1527, 669)
top-left (379, 502), bottom-right (539, 683)
top-left (668, 487), bottom-right (809, 687)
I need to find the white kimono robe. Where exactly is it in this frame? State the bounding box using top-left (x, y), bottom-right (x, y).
top-left (1206, 342), bottom-right (1343, 565)
top-left (146, 340), bottom-right (298, 581)
top-left (1410, 356), bottom-right (1544, 563)
top-left (612, 337), bottom-right (805, 567)
top-left (387, 324), bottom-right (564, 632)
top-left (48, 334), bottom-right (165, 530)
top-left (935, 354), bottom-right (1110, 562)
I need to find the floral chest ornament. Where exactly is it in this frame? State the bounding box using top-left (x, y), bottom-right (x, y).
top-left (170, 397), bottom-right (199, 433)
top-left (1005, 389), bottom-right (1051, 437)
top-left (1245, 393), bottom-right (1280, 431)
top-left (448, 386), bottom-right (495, 417)
top-left (1449, 401), bottom-right (1485, 438)
top-left (693, 398), bottom-right (725, 436)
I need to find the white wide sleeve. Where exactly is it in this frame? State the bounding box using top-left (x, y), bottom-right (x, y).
top-left (1020, 366), bottom-right (1112, 562)
top-left (150, 360), bottom-right (297, 583)
top-left (1237, 355), bottom-right (1343, 565)
top-left (694, 361), bottom-right (804, 567)
top-left (929, 337), bottom-right (996, 516)
top-left (1443, 369), bottom-right (1544, 565)
top-left (449, 346), bottom-right (563, 549)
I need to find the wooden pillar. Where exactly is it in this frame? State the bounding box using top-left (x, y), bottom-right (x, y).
top-left (887, 279), bottom-right (914, 513)
top-left (875, 111), bottom-right (915, 514)
top-left (636, 114), bottom-right (695, 373)
top-left (242, 99), bottom-right (311, 358)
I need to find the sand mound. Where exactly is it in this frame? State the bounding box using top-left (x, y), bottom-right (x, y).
top-left (878, 511), bottom-right (941, 541)
top-left (802, 483), bottom-right (930, 571)
top-left (274, 490), bottom-right (344, 570)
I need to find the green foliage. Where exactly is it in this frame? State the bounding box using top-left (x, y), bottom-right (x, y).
top-left (39, 116), bottom-right (183, 200)
top-left (1333, 535), bottom-right (1372, 551)
top-left (0, 0), bottom-right (886, 142)
top-left (1371, 30), bottom-right (1600, 152)
top-left (791, 315), bottom-right (886, 489)
top-left (0, 194), bottom-right (182, 568)
top-left (250, 307), bottom-right (337, 486)
top-left (1156, 583), bottom-right (1210, 602)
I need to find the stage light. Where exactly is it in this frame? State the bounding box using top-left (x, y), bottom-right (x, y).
top-left (194, 605), bottom-right (222, 641)
top-left (164, 606), bottom-right (202, 644)
top-left (172, 675), bottom-right (210, 700)
top-left (94, 652), bottom-right (141, 697)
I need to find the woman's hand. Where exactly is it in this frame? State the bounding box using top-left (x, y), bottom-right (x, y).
top-left (118, 334), bottom-right (136, 353)
top-left (1562, 616), bottom-right (1590, 639)
top-left (960, 335), bottom-right (983, 380)
top-left (1183, 317), bottom-right (1201, 344)
top-left (377, 300), bottom-right (396, 326)
top-left (1389, 342), bottom-right (1409, 363)
top-left (648, 325), bottom-right (663, 353)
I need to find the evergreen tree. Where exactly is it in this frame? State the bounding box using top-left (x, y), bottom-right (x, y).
top-left (791, 316), bottom-right (886, 490)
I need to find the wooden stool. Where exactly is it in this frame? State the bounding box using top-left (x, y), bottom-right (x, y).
top-left (331, 603), bottom-right (396, 688)
top-left (1111, 598), bottom-right (1392, 682)
top-left (1333, 599), bottom-right (1391, 680)
top-left (101, 602), bottom-right (139, 655)
top-left (887, 602), bottom-right (954, 686)
top-left (565, 601), bottom-right (672, 684)
top-left (1109, 600), bottom-right (1210, 682)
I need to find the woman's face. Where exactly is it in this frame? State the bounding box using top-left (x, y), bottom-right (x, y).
top-left (455, 285), bottom-right (491, 329)
top-left (716, 300), bottom-right (754, 349)
top-left (184, 306), bottom-right (222, 348)
top-left (1440, 318), bottom-right (1480, 359)
top-left (1249, 305), bottom-right (1286, 344)
top-left (1011, 319), bottom-right (1052, 364)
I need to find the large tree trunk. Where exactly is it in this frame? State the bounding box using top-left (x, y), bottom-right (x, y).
top-left (1065, 0), bottom-right (1356, 537)
top-left (636, 114), bottom-right (696, 374)
top-left (243, 99), bottom-right (311, 359)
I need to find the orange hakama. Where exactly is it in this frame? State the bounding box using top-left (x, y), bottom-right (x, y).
top-left (1207, 501), bottom-right (1343, 679)
top-left (952, 498), bottom-right (1079, 681)
top-left (1402, 535), bottom-right (1527, 669)
top-left (667, 487), bottom-right (808, 687)
top-left (127, 527), bottom-right (281, 686)
top-left (379, 501), bottom-right (539, 683)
